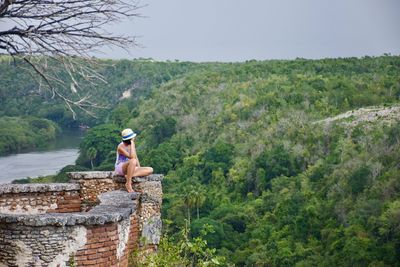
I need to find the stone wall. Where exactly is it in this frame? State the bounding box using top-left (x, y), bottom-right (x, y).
top-left (0, 184), bottom-right (81, 214)
top-left (69, 172), bottom-right (164, 250)
top-left (0, 173), bottom-right (163, 267)
top-left (130, 176), bottom-right (162, 247)
top-left (68, 172), bottom-right (115, 209)
top-left (0, 223), bottom-right (87, 266)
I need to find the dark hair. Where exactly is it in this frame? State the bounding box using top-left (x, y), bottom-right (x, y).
top-left (123, 139), bottom-right (131, 145)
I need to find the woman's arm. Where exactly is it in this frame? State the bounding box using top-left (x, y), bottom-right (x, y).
top-left (117, 144), bottom-right (135, 159)
top-left (131, 141), bottom-right (141, 167)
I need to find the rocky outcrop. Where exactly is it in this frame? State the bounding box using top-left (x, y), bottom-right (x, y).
top-left (315, 105), bottom-right (400, 126)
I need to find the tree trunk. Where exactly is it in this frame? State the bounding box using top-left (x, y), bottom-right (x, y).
top-left (0, 0), bottom-right (11, 15)
top-left (187, 204), bottom-right (191, 225)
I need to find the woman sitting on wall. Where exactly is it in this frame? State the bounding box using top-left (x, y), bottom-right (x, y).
top-left (114, 128), bottom-right (153, 192)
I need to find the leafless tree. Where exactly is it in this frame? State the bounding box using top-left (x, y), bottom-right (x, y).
top-left (0, 0), bottom-right (142, 118)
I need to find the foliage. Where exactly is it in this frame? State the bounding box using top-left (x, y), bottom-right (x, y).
top-left (0, 0), bottom-right (142, 117)
top-left (0, 56), bottom-right (212, 127)
top-left (0, 116), bottom-right (60, 155)
top-left (76, 124), bottom-right (121, 168)
top-left (11, 165), bottom-right (90, 184)
top-left (4, 55), bottom-right (400, 265)
top-left (122, 55), bottom-right (400, 266)
top-left (130, 222), bottom-right (227, 267)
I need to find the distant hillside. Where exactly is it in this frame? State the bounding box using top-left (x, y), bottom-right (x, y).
top-left (0, 56), bottom-right (212, 127)
top-left (74, 55), bottom-right (400, 265)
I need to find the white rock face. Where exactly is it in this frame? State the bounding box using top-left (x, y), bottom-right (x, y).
top-left (49, 226), bottom-right (87, 267)
top-left (117, 218), bottom-right (131, 259)
top-left (315, 105), bottom-right (400, 125)
top-left (120, 89), bottom-right (132, 100)
top-left (14, 240), bottom-right (32, 267)
top-left (141, 216), bottom-right (162, 245)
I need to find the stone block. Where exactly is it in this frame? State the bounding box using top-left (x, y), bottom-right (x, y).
top-left (141, 216), bottom-right (162, 246)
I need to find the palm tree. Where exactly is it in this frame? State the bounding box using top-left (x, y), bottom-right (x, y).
top-left (87, 147), bottom-right (97, 170)
top-left (192, 189), bottom-right (206, 220)
top-left (183, 187), bottom-right (196, 225)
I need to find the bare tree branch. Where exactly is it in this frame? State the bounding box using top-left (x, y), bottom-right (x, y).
top-left (0, 0), bottom-right (142, 118)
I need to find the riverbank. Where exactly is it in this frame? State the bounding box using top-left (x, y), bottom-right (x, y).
top-left (0, 129), bottom-right (85, 184)
top-left (0, 116), bottom-right (60, 156)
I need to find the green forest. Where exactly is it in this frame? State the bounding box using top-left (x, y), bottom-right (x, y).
top-left (0, 116), bottom-right (59, 155)
top-left (1, 55), bottom-right (400, 266)
top-left (0, 56), bottom-right (207, 155)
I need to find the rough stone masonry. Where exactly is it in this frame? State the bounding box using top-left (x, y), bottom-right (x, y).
top-left (0, 172), bottom-right (163, 267)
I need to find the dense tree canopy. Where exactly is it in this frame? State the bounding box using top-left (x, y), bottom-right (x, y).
top-left (0, 116), bottom-right (59, 155)
top-left (3, 55), bottom-right (400, 266)
top-left (125, 55), bottom-right (400, 266)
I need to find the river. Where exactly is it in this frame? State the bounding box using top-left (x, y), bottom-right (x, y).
top-left (0, 130), bottom-right (84, 184)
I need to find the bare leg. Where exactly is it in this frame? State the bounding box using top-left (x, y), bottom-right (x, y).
top-left (122, 158), bottom-right (137, 192)
top-left (133, 167), bottom-right (153, 177)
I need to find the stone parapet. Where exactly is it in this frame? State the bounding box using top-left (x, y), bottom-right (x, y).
top-left (68, 172), bottom-right (164, 251)
top-left (69, 172), bottom-right (115, 209)
top-left (0, 183), bottom-right (80, 194)
top-left (68, 172), bottom-right (163, 211)
top-left (0, 189), bottom-right (140, 266)
top-left (112, 174), bottom-right (164, 184)
top-left (0, 183), bottom-right (81, 215)
top-left (0, 172), bottom-right (163, 266)
top-left (68, 172), bottom-right (163, 183)
top-left (0, 191), bottom-right (139, 227)
top-left (68, 171), bottom-right (115, 180)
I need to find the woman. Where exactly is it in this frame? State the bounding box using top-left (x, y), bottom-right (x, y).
top-left (115, 128), bottom-right (153, 192)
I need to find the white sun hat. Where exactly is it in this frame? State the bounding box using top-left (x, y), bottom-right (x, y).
top-left (121, 128), bottom-right (137, 140)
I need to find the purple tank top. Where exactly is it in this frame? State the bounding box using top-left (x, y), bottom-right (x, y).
top-left (115, 142), bottom-right (130, 166)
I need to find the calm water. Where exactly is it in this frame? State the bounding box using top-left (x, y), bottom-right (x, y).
top-left (0, 130), bottom-right (84, 184)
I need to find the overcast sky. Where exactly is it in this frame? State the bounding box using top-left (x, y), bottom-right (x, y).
top-left (0, 0), bottom-right (387, 62)
top-left (101, 0), bottom-right (399, 62)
